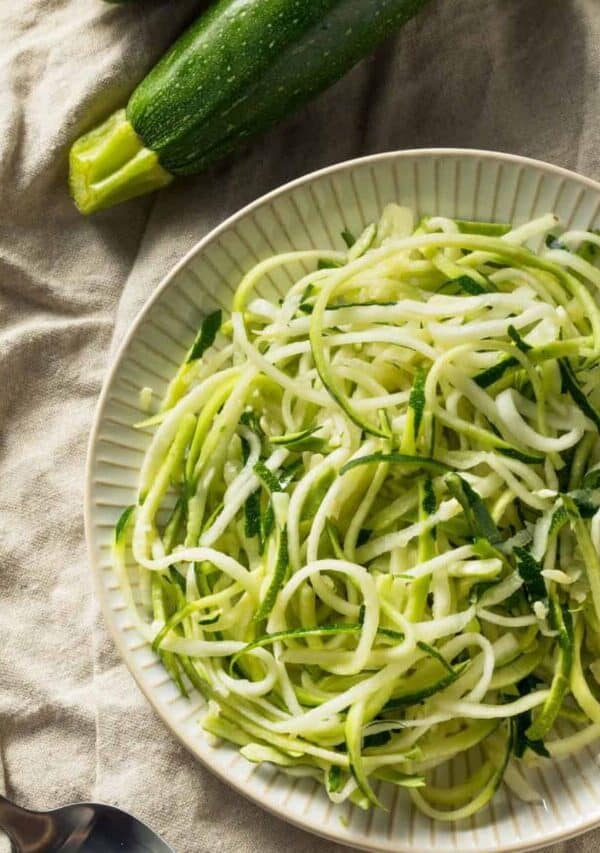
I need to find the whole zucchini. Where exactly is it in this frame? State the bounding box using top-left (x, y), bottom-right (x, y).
top-left (70, 0), bottom-right (430, 213)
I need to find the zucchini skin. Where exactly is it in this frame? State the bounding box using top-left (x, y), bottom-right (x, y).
top-left (128, 0), bottom-right (430, 176)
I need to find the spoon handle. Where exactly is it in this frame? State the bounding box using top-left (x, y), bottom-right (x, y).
top-left (0, 794), bottom-right (58, 852)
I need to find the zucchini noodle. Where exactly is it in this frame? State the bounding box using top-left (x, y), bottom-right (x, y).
top-left (114, 206), bottom-right (600, 820)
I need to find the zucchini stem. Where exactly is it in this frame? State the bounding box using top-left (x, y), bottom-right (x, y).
top-left (69, 109), bottom-right (173, 214)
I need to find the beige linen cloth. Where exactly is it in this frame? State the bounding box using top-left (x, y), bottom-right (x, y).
top-left (1, 1), bottom-right (600, 851)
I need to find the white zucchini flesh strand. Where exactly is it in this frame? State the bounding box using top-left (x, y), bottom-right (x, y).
top-left (437, 691), bottom-right (550, 719)
top-left (268, 559), bottom-right (381, 676)
top-left (201, 448), bottom-right (289, 547)
top-left (496, 388), bottom-right (584, 453)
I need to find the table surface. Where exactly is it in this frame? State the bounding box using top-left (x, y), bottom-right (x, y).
top-left (1, 1), bottom-right (599, 851)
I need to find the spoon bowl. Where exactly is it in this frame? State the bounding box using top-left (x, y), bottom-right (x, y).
top-left (0, 794), bottom-right (173, 852)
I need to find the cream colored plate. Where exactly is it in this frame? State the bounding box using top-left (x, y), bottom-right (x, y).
top-left (85, 149), bottom-right (600, 853)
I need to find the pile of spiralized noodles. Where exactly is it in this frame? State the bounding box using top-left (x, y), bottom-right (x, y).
top-left (114, 206), bottom-right (600, 819)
